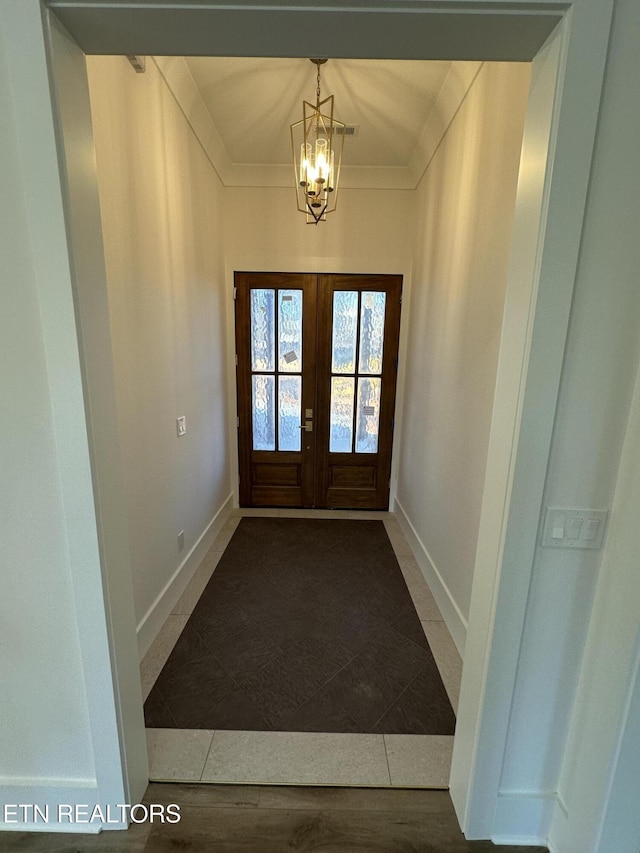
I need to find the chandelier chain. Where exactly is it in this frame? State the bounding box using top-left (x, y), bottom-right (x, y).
top-left (316, 63), bottom-right (321, 106)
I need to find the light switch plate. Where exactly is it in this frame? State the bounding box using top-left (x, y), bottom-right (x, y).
top-left (541, 507), bottom-right (608, 549)
top-left (177, 416), bottom-right (186, 437)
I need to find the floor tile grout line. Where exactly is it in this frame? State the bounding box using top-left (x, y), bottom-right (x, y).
top-left (199, 730), bottom-right (217, 781)
top-left (370, 662), bottom-right (434, 732)
top-left (145, 516), bottom-right (458, 744)
top-left (382, 734), bottom-right (394, 786)
top-left (187, 620), bottom-right (282, 727)
top-left (189, 729), bottom-right (394, 788)
top-left (423, 658), bottom-right (459, 713)
top-left (382, 521), bottom-right (462, 727)
top-left (141, 615), bottom-right (190, 700)
top-left (171, 546), bottom-right (227, 618)
top-left (173, 532), bottom-right (294, 704)
top-left (155, 683), bottom-right (181, 730)
top-left (204, 523), bottom-right (398, 729)
top-left (273, 647), bottom-right (363, 732)
top-left (419, 621), bottom-right (463, 709)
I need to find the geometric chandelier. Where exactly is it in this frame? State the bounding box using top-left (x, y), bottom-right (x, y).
top-left (290, 59), bottom-right (345, 225)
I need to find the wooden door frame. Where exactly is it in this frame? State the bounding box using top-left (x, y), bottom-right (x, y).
top-left (226, 258), bottom-right (414, 514)
top-left (235, 272), bottom-right (318, 508)
top-left (32, 0), bottom-right (615, 841)
top-left (235, 272), bottom-right (403, 510)
top-left (315, 274), bottom-right (402, 510)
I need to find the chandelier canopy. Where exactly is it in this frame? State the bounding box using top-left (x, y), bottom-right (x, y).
top-left (290, 59), bottom-right (345, 225)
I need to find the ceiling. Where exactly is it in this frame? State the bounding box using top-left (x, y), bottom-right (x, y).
top-left (184, 57), bottom-right (457, 170)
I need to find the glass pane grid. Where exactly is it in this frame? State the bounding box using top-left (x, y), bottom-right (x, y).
top-left (329, 288), bottom-right (387, 454)
top-left (252, 374), bottom-right (275, 451)
top-left (250, 289), bottom-right (275, 372)
top-left (329, 376), bottom-right (355, 453)
top-left (331, 291), bottom-right (359, 373)
top-left (278, 289), bottom-right (303, 373)
top-left (278, 374), bottom-right (302, 452)
top-left (356, 377), bottom-right (381, 453)
top-left (250, 286), bottom-right (304, 452)
top-left (359, 291), bottom-right (386, 374)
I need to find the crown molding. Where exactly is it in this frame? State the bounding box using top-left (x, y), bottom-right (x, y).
top-left (408, 61), bottom-right (483, 185)
top-left (154, 55), bottom-right (481, 192)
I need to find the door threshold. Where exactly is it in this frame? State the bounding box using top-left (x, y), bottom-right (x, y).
top-left (235, 508), bottom-right (394, 520)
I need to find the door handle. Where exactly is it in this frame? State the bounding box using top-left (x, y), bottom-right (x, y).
top-left (299, 420), bottom-right (313, 432)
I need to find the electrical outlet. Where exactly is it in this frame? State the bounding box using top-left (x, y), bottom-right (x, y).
top-left (177, 416), bottom-right (186, 437)
top-left (177, 530), bottom-right (185, 551)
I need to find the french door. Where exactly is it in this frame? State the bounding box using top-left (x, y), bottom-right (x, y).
top-left (235, 272), bottom-right (402, 509)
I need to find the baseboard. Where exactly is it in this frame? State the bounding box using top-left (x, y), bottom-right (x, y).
top-left (393, 497), bottom-right (467, 657)
top-left (491, 790), bottom-right (556, 847)
top-left (0, 780), bottom-right (108, 833)
top-left (136, 493), bottom-right (234, 659)
top-left (544, 792), bottom-right (568, 853)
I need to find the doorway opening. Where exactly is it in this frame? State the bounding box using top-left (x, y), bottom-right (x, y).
top-left (39, 0), bottom-right (614, 839)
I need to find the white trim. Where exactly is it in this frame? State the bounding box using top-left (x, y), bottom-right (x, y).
top-left (153, 55), bottom-right (417, 190)
top-left (595, 635), bottom-right (640, 851)
top-left (393, 497), bottom-right (467, 656)
top-left (0, 825), bottom-right (102, 835)
top-left (228, 163), bottom-right (417, 191)
top-left (492, 790), bottom-right (557, 847)
top-left (152, 55), bottom-right (483, 192)
top-left (451, 0), bottom-right (614, 838)
top-left (451, 22), bottom-right (566, 836)
top-left (408, 61), bottom-right (483, 187)
top-left (0, 783), bottom-right (109, 834)
top-left (136, 494), bottom-right (234, 659)
top-left (556, 792), bottom-right (569, 819)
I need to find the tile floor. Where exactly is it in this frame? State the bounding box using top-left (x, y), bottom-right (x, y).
top-left (141, 509), bottom-right (463, 788)
top-left (144, 517), bottom-right (455, 734)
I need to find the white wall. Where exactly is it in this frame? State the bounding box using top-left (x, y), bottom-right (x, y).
top-left (506, 0), bottom-right (640, 846)
top-left (498, 0), bottom-right (640, 804)
top-left (0, 20), bottom-right (96, 793)
top-left (86, 56), bottom-right (233, 656)
top-left (549, 362), bottom-right (640, 853)
top-left (224, 186), bottom-right (412, 266)
top-left (0, 1), bottom-right (139, 827)
top-left (395, 61), bottom-right (531, 649)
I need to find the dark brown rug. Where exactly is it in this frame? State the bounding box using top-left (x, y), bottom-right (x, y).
top-left (144, 518), bottom-right (456, 734)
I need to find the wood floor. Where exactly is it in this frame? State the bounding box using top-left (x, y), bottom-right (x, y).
top-left (0, 783), bottom-right (548, 852)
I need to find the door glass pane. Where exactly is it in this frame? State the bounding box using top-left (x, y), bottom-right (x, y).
top-left (331, 291), bottom-right (358, 373)
top-left (330, 377), bottom-right (355, 453)
top-left (250, 289), bottom-right (275, 371)
top-left (252, 374), bottom-right (275, 450)
top-left (355, 377), bottom-right (381, 453)
top-left (278, 375), bottom-right (302, 452)
top-left (358, 291), bottom-right (386, 374)
top-left (278, 290), bottom-right (303, 372)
